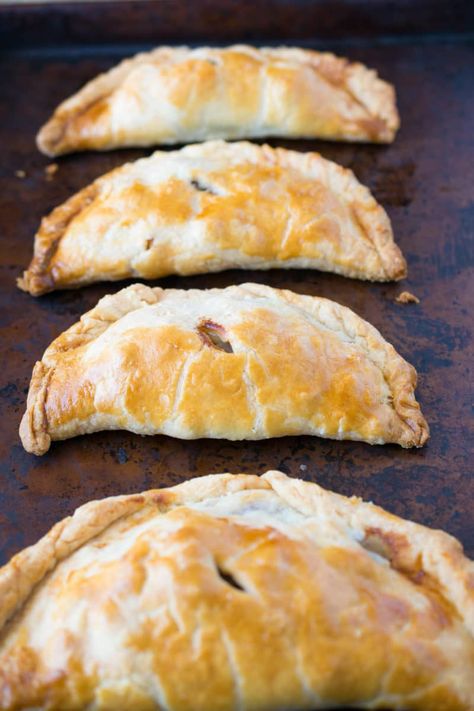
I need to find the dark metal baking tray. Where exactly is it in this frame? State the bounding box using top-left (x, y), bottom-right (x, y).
top-left (0, 5), bottom-right (473, 702)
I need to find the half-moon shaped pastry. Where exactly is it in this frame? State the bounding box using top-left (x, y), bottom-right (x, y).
top-left (19, 141), bottom-right (406, 296)
top-left (37, 45), bottom-right (399, 156)
top-left (20, 283), bottom-right (428, 455)
top-left (0, 471), bottom-right (472, 710)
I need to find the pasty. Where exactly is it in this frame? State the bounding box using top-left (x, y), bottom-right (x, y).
top-left (19, 141), bottom-right (406, 295)
top-left (20, 283), bottom-right (428, 454)
top-left (0, 471), bottom-right (472, 709)
top-left (37, 45), bottom-right (399, 156)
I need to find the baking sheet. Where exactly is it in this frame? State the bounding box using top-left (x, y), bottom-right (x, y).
top-left (0, 3), bottom-right (472, 653)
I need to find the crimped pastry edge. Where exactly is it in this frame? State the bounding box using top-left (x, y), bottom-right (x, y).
top-left (19, 283), bottom-right (429, 455)
top-left (36, 45), bottom-right (399, 157)
top-left (17, 182), bottom-right (100, 296)
top-left (0, 471), bottom-right (471, 640)
top-left (19, 141), bottom-right (406, 296)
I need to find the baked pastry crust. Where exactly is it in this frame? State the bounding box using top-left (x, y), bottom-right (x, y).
top-left (19, 141), bottom-right (406, 296)
top-left (0, 471), bottom-right (472, 710)
top-left (20, 283), bottom-right (428, 455)
top-left (37, 45), bottom-right (399, 156)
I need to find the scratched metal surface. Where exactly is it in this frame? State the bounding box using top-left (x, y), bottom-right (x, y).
top-left (0, 33), bottom-right (473, 587)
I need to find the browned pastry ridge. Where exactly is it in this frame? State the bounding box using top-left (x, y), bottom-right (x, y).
top-left (0, 471), bottom-right (473, 709)
top-left (20, 283), bottom-right (428, 455)
top-left (37, 45), bottom-right (399, 156)
top-left (19, 141), bottom-right (406, 296)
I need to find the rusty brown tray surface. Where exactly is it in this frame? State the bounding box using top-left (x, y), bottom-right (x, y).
top-left (0, 1), bottom-right (473, 632)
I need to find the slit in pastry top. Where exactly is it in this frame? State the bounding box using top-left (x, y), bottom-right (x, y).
top-left (36, 45), bottom-right (399, 156)
top-left (20, 283), bottom-right (428, 455)
top-left (18, 141), bottom-right (406, 295)
top-left (0, 472), bottom-right (472, 710)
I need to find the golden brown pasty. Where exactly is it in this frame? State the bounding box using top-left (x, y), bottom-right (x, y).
top-left (19, 141), bottom-right (406, 296)
top-left (0, 470), bottom-right (472, 710)
top-left (20, 283), bottom-right (428, 455)
top-left (37, 45), bottom-right (399, 156)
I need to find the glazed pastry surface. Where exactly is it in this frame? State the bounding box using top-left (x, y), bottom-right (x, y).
top-left (0, 471), bottom-right (472, 710)
top-left (19, 141), bottom-right (406, 295)
top-left (37, 45), bottom-right (399, 156)
top-left (20, 283), bottom-right (428, 454)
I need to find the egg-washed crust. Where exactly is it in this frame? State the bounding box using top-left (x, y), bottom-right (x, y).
top-left (19, 141), bottom-right (406, 296)
top-left (0, 471), bottom-right (472, 710)
top-left (20, 284), bottom-right (429, 454)
top-left (37, 45), bottom-right (399, 157)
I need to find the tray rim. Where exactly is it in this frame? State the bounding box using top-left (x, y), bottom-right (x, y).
top-left (2, 0), bottom-right (474, 51)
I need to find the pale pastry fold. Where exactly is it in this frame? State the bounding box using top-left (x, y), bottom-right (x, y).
top-left (36, 45), bottom-right (399, 156)
top-left (20, 283), bottom-right (428, 455)
top-left (0, 471), bottom-right (473, 710)
top-left (19, 141), bottom-right (406, 295)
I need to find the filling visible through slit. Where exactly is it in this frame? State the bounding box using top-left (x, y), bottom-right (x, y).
top-left (361, 527), bottom-right (426, 585)
top-left (216, 564), bottom-right (246, 592)
top-left (361, 529), bottom-right (394, 562)
top-left (190, 177), bottom-right (218, 195)
top-left (197, 320), bottom-right (234, 353)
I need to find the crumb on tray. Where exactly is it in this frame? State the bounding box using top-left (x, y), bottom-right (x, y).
top-left (15, 170), bottom-right (26, 179)
top-left (45, 163), bottom-right (59, 180)
top-left (395, 291), bottom-right (420, 305)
